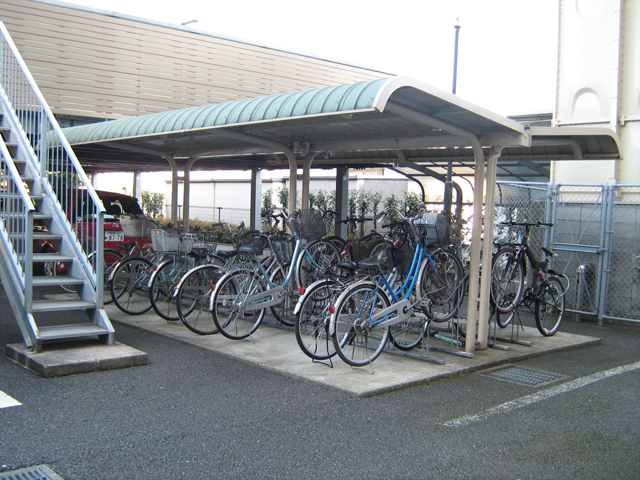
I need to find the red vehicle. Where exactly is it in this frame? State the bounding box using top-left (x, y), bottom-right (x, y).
top-left (36, 190), bottom-right (148, 275)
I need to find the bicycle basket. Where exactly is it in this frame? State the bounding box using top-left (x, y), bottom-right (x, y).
top-left (151, 229), bottom-right (193, 253)
top-left (240, 231), bottom-right (264, 255)
top-left (390, 240), bottom-right (415, 276)
top-left (120, 214), bottom-right (152, 239)
top-left (269, 234), bottom-right (295, 263)
top-left (414, 212), bottom-right (450, 247)
top-left (298, 209), bottom-right (327, 241)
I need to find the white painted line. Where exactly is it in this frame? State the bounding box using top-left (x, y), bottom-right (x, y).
top-left (0, 389), bottom-right (21, 409)
top-left (443, 360), bottom-right (640, 428)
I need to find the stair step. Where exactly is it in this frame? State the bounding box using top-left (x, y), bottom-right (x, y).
top-left (32, 299), bottom-right (96, 312)
top-left (39, 323), bottom-right (111, 341)
top-left (29, 253), bottom-right (74, 263)
top-left (32, 276), bottom-right (85, 287)
top-left (11, 232), bottom-right (63, 241)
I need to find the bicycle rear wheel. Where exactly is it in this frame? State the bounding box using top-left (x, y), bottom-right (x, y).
top-left (269, 265), bottom-right (296, 327)
top-left (535, 276), bottom-right (565, 336)
top-left (212, 269), bottom-right (267, 340)
top-left (332, 283), bottom-right (391, 367)
top-left (295, 279), bottom-right (340, 360)
top-left (491, 248), bottom-right (525, 314)
top-left (110, 257), bottom-right (153, 315)
top-left (176, 264), bottom-right (222, 335)
top-left (295, 239), bottom-right (340, 289)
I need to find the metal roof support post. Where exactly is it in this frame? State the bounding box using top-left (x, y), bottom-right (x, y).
top-left (301, 153), bottom-right (318, 211)
top-left (182, 158), bottom-right (198, 231)
top-left (250, 168), bottom-right (262, 231)
top-left (384, 101), bottom-right (487, 353)
top-left (335, 167), bottom-right (349, 239)
top-left (102, 142), bottom-right (180, 225)
top-left (477, 148), bottom-right (502, 348)
top-left (217, 130), bottom-right (298, 215)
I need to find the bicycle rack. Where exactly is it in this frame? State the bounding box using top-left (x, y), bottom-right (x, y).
top-left (489, 305), bottom-right (533, 348)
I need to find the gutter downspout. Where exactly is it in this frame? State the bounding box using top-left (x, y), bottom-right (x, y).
top-left (104, 142), bottom-right (180, 226)
top-left (218, 130), bottom-right (299, 215)
top-left (384, 101), bottom-right (488, 354)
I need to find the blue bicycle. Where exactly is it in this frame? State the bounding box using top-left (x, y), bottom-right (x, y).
top-left (328, 207), bottom-right (464, 367)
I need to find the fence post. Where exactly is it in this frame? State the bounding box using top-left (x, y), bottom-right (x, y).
top-left (596, 184), bottom-right (615, 326)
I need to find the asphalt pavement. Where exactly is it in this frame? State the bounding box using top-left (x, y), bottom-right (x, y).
top-left (1, 286), bottom-right (638, 480)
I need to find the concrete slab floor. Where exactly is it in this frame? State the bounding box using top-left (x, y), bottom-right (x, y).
top-left (106, 305), bottom-right (600, 397)
top-left (6, 340), bottom-right (148, 378)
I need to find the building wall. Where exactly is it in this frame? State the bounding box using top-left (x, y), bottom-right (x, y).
top-left (0, 0), bottom-right (390, 120)
top-left (554, 0), bottom-right (639, 184)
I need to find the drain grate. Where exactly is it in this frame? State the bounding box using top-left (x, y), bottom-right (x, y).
top-left (0, 465), bottom-right (64, 480)
top-left (480, 365), bottom-right (569, 387)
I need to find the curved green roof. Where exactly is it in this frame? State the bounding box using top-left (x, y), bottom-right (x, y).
top-left (63, 78), bottom-right (388, 144)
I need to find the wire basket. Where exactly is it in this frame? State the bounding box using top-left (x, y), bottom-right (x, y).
top-left (269, 234), bottom-right (295, 263)
top-left (151, 229), bottom-right (193, 253)
top-left (295, 209), bottom-right (327, 241)
top-left (414, 212), bottom-right (450, 247)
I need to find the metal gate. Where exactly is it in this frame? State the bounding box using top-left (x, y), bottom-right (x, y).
top-left (494, 182), bottom-right (640, 324)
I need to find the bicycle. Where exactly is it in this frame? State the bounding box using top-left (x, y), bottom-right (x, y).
top-left (312, 211), bottom-right (387, 263)
top-left (173, 225), bottom-right (269, 335)
top-left (491, 221), bottom-right (569, 336)
top-left (328, 206), bottom-right (464, 367)
top-left (209, 208), bottom-right (340, 340)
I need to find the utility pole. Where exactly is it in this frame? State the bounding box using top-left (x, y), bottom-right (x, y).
top-left (452, 19), bottom-right (461, 95)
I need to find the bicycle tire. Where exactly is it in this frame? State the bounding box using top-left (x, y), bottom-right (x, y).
top-left (295, 279), bottom-right (340, 360)
top-left (491, 248), bottom-right (525, 314)
top-left (93, 248), bottom-right (124, 305)
top-left (417, 249), bottom-right (464, 322)
top-left (495, 309), bottom-right (515, 329)
top-left (109, 257), bottom-right (153, 315)
top-left (332, 282), bottom-right (391, 367)
top-left (212, 268), bottom-right (267, 340)
top-left (176, 264), bottom-right (222, 335)
top-left (294, 239), bottom-right (341, 289)
top-left (535, 276), bottom-right (565, 336)
top-left (149, 258), bottom-right (194, 321)
top-left (269, 265), bottom-right (296, 327)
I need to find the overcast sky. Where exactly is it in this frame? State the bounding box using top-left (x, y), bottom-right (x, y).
top-left (63, 0), bottom-right (559, 117)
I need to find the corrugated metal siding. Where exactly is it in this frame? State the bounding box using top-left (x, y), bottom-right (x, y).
top-left (0, 0), bottom-right (391, 120)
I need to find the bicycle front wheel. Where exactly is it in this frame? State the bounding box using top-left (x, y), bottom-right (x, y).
top-left (149, 258), bottom-right (191, 321)
top-left (88, 248), bottom-right (124, 305)
top-left (110, 257), bottom-right (153, 315)
top-left (295, 279), bottom-right (340, 360)
top-left (417, 249), bottom-right (465, 322)
top-left (176, 265), bottom-right (222, 335)
top-left (535, 276), bottom-right (565, 336)
top-left (212, 269), bottom-right (267, 340)
top-left (332, 283), bottom-right (391, 367)
top-left (491, 248), bottom-right (525, 314)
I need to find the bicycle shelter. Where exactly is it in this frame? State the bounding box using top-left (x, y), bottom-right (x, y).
top-left (60, 76), bottom-right (621, 353)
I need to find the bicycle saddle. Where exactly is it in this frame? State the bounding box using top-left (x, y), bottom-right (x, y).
top-left (239, 241), bottom-right (263, 255)
top-left (217, 249), bottom-right (239, 260)
top-left (117, 241), bottom-right (137, 251)
top-left (357, 250), bottom-right (386, 271)
top-left (189, 247), bottom-right (209, 259)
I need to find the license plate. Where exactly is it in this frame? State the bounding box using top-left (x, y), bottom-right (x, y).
top-left (105, 233), bottom-right (125, 242)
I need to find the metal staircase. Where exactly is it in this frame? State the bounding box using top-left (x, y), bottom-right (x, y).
top-left (0, 22), bottom-right (114, 352)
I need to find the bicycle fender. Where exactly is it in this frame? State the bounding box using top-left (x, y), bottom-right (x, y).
top-left (147, 258), bottom-right (173, 288)
top-left (293, 278), bottom-right (333, 315)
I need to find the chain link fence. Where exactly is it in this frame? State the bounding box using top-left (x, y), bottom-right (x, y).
top-left (494, 182), bottom-right (640, 324)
